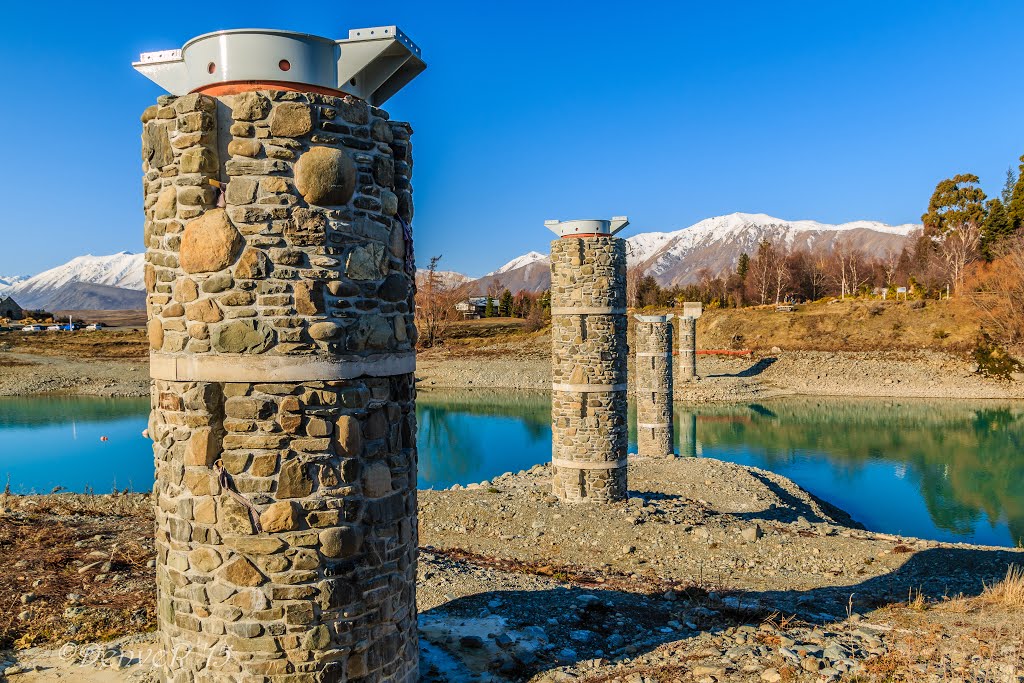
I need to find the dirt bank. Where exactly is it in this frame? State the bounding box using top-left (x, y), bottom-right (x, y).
top-left (1, 458), bottom-right (1020, 682)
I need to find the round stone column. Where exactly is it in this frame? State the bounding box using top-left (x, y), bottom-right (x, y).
top-left (634, 314), bottom-right (674, 458)
top-left (143, 90), bottom-right (418, 681)
top-left (677, 316), bottom-right (697, 383)
top-left (548, 218), bottom-right (629, 503)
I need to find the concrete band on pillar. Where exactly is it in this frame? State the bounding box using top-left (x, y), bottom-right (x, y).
top-left (634, 316), bottom-right (675, 459)
top-left (149, 351), bottom-right (416, 382)
top-left (549, 306), bottom-right (627, 316)
top-left (549, 233), bottom-right (629, 503)
top-left (142, 89), bottom-right (419, 682)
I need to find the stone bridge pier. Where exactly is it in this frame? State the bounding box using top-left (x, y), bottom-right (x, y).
top-left (634, 314), bottom-right (674, 458)
top-left (547, 217), bottom-right (629, 503)
top-left (137, 27), bottom-right (425, 682)
top-left (677, 315), bottom-right (698, 383)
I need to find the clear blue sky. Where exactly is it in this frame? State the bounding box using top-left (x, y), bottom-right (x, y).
top-left (1, 0), bottom-right (1022, 276)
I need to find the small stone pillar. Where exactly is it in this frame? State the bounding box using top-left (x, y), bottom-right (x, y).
top-left (547, 217), bottom-right (630, 502)
top-left (634, 314), bottom-right (674, 458)
top-left (137, 27), bottom-right (424, 683)
top-left (677, 316), bottom-right (698, 382)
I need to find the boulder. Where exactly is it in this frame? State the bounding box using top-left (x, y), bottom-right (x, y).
top-left (294, 147), bottom-right (356, 206)
top-left (179, 209), bottom-right (243, 274)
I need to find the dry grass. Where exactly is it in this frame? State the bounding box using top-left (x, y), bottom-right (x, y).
top-left (0, 329), bottom-right (148, 360)
top-left (979, 563), bottom-right (1024, 608)
top-left (695, 298), bottom-right (982, 353)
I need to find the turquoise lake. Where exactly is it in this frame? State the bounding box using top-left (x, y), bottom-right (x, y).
top-left (0, 392), bottom-right (1021, 548)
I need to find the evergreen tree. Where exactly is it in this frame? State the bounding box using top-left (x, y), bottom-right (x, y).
top-left (1010, 155), bottom-right (1024, 231)
top-left (736, 252), bottom-right (750, 278)
top-left (981, 198), bottom-right (1013, 258)
top-left (921, 173), bottom-right (987, 237)
top-left (539, 290), bottom-right (551, 311)
top-left (483, 296), bottom-right (494, 318)
top-left (499, 289), bottom-right (513, 317)
top-left (1001, 166), bottom-right (1017, 207)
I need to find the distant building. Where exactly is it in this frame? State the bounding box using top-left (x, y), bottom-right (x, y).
top-left (456, 297), bottom-right (498, 319)
top-left (0, 295), bottom-right (24, 320)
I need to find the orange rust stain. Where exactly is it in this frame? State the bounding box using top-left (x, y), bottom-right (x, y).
top-left (193, 80), bottom-right (351, 97)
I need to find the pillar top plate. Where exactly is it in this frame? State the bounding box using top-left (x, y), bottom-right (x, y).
top-left (133, 26), bottom-right (425, 105)
top-left (634, 314), bottom-right (674, 323)
top-left (545, 217), bottom-right (629, 237)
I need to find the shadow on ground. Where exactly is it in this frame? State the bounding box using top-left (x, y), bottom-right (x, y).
top-left (418, 546), bottom-right (1019, 682)
top-left (705, 357), bottom-right (778, 379)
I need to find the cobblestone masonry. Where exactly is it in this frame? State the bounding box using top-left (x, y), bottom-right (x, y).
top-left (549, 236), bottom-right (628, 502)
top-left (634, 316), bottom-right (674, 458)
top-left (142, 90), bottom-right (418, 682)
top-left (677, 316), bottom-right (697, 384)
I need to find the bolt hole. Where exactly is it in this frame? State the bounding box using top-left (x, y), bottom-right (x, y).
top-left (279, 59), bottom-right (291, 72)
top-left (350, 78), bottom-right (357, 86)
top-left (207, 62), bottom-right (216, 74)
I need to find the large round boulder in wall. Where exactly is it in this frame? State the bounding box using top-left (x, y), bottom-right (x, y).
top-left (179, 208), bottom-right (243, 273)
top-left (294, 146), bottom-right (357, 206)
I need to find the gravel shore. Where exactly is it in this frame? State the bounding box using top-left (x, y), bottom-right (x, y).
top-left (419, 349), bottom-right (1024, 401)
top-left (2, 342), bottom-right (1021, 401)
top-left (1, 458), bottom-right (1020, 682)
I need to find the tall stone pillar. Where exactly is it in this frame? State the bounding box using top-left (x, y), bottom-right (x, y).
top-left (677, 316), bottom-right (697, 382)
top-left (634, 314), bottom-right (674, 458)
top-left (136, 28), bottom-right (425, 682)
top-left (547, 217), bottom-right (629, 502)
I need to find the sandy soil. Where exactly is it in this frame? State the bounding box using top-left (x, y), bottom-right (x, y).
top-left (1, 459), bottom-right (1020, 682)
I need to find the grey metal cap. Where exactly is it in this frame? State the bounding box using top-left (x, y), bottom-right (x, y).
top-left (634, 314), bottom-right (674, 323)
top-left (544, 217), bottom-right (629, 237)
top-left (133, 27), bottom-right (425, 105)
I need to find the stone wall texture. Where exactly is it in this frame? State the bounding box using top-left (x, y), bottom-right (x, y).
top-left (677, 316), bottom-right (697, 384)
top-left (634, 318), bottom-right (674, 458)
top-left (549, 236), bottom-right (628, 502)
top-left (142, 90), bottom-right (418, 682)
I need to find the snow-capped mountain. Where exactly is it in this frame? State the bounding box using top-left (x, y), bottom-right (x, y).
top-left (636, 213), bottom-right (917, 286)
top-left (5, 252), bottom-right (145, 310)
top-left (0, 275), bottom-right (30, 292)
top-left (471, 212), bottom-right (919, 293)
top-left (415, 269), bottom-right (474, 289)
top-left (486, 251), bottom-right (547, 277)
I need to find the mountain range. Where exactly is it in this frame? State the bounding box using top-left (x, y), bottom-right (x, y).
top-left (0, 213), bottom-right (919, 310)
top-left (472, 213), bottom-right (919, 294)
top-left (0, 252), bottom-right (146, 311)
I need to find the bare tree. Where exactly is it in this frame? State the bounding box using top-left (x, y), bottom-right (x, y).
top-left (881, 248), bottom-right (901, 289)
top-left (809, 250), bottom-right (830, 300)
top-left (625, 265), bottom-right (644, 308)
top-left (771, 245), bottom-right (791, 304)
top-left (415, 255), bottom-right (465, 348)
top-left (747, 239), bottom-right (778, 305)
top-left (940, 220), bottom-right (981, 296)
top-left (964, 237), bottom-right (1024, 342)
top-left (829, 241), bottom-right (868, 298)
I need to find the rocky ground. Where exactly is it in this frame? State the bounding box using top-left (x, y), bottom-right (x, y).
top-left (0, 354), bottom-right (149, 397)
top-left (0, 458), bottom-right (1020, 682)
top-left (418, 348), bottom-right (1024, 401)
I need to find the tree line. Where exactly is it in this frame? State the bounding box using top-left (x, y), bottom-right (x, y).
top-left (418, 153), bottom-right (1024, 347)
top-left (627, 158), bottom-right (1024, 322)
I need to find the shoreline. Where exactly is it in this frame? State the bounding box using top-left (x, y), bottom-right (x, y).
top-left (2, 348), bottom-right (1023, 402)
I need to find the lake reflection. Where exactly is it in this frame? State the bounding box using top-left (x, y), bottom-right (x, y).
top-left (0, 392), bottom-right (1021, 547)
